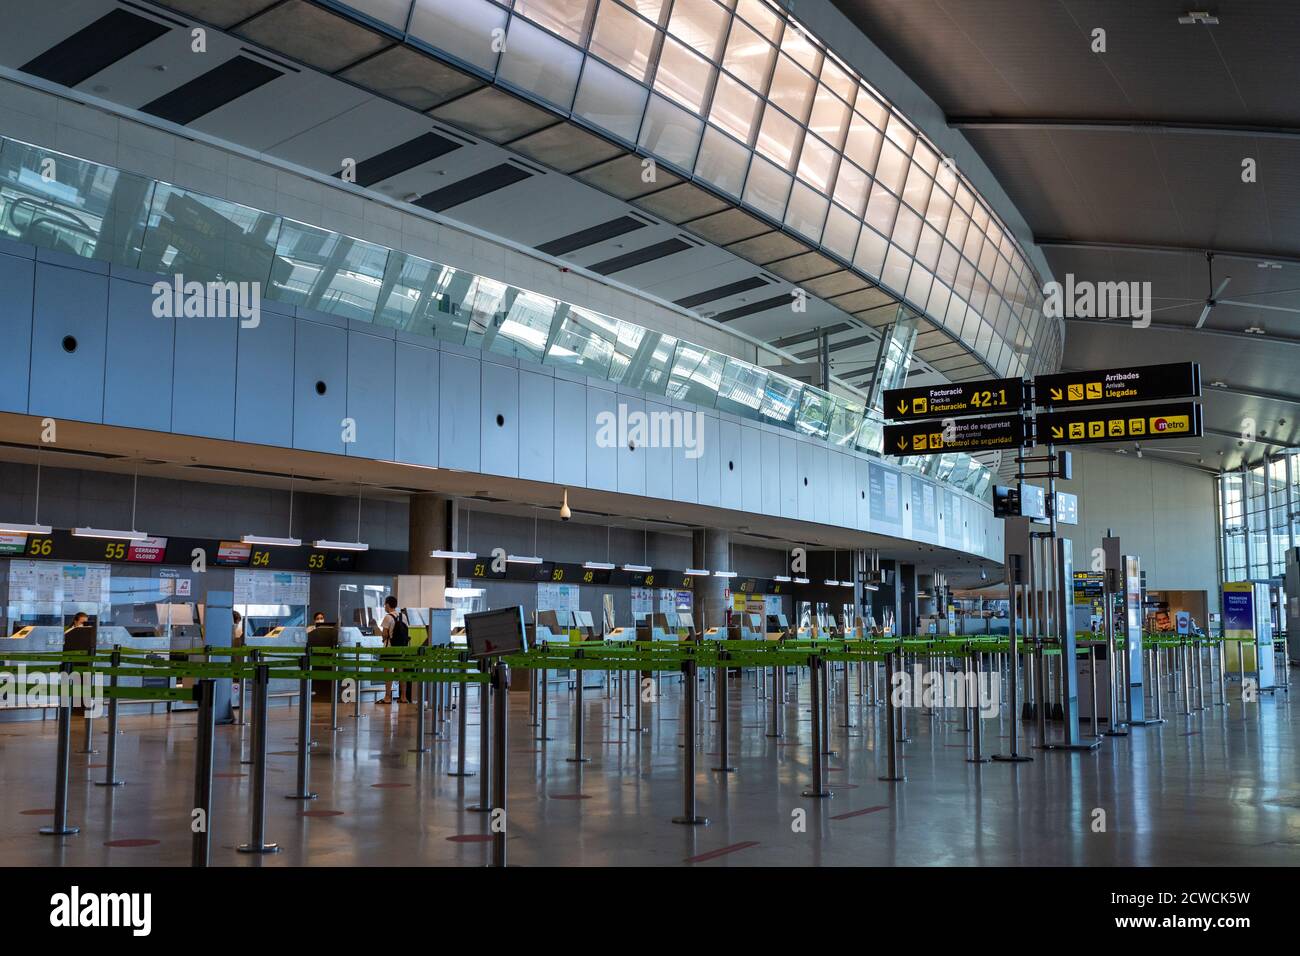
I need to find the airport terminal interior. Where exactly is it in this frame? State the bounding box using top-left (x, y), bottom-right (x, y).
top-left (0, 0), bottom-right (1296, 877)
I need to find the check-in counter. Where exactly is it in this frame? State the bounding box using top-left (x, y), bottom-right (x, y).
top-left (0, 625), bottom-right (171, 721)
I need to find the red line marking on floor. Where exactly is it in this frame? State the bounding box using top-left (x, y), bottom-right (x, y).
top-left (686, 841), bottom-right (759, 863)
top-left (214, 772), bottom-right (247, 779)
top-left (549, 794), bottom-right (591, 800)
top-left (831, 805), bottom-right (888, 821)
top-left (827, 784), bottom-right (859, 790)
top-left (104, 839), bottom-right (160, 848)
top-left (268, 751), bottom-right (299, 756)
top-left (447, 834), bottom-right (492, 843)
top-left (88, 763), bottom-right (107, 768)
top-left (299, 810), bottom-right (345, 818)
top-left (20, 809), bottom-right (54, 815)
top-left (370, 783), bottom-right (410, 789)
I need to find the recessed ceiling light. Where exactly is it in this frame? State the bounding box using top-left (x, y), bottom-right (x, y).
top-left (1177, 11), bottom-right (1219, 24)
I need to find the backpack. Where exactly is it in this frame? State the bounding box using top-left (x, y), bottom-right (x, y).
top-left (389, 609), bottom-right (410, 647)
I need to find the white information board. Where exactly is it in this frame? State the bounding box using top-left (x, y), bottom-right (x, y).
top-left (234, 570), bottom-right (310, 606)
top-left (8, 560), bottom-right (111, 613)
top-left (537, 582), bottom-right (580, 612)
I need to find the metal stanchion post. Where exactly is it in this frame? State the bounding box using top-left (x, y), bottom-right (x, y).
top-left (993, 582), bottom-right (1032, 763)
top-left (840, 658), bottom-right (853, 731)
top-left (192, 678), bottom-right (216, 867)
top-left (567, 652), bottom-right (589, 763)
top-left (40, 663), bottom-right (80, 836)
top-left (968, 650), bottom-right (989, 763)
top-left (469, 679), bottom-right (492, 812)
top-left (411, 651), bottom-right (430, 754)
top-left (449, 674), bottom-right (476, 777)
top-left (352, 642), bottom-right (361, 720)
top-left (802, 656), bottom-right (832, 798)
top-left (672, 658), bottom-right (708, 824)
top-left (1088, 645), bottom-right (1100, 737)
top-left (879, 651), bottom-right (904, 781)
top-left (238, 663), bottom-right (279, 852)
top-left (539, 664), bottom-right (554, 741)
top-left (766, 664), bottom-right (780, 738)
top-left (820, 655), bottom-right (836, 756)
top-left (491, 662), bottom-right (509, 867)
top-left (240, 650), bottom-right (260, 765)
top-left (288, 654), bottom-right (317, 800)
top-left (712, 653), bottom-right (735, 773)
top-left (95, 648), bottom-right (124, 787)
top-left (1034, 644), bottom-right (1048, 746)
top-left (329, 650), bottom-right (339, 731)
top-left (529, 667), bottom-right (539, 727)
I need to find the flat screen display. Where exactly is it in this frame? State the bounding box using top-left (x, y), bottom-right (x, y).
top-left (464, 606), bottom-right (528, 659)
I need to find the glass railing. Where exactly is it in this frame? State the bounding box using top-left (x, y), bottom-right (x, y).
top-left (0, 134), bottom-right (992, 498)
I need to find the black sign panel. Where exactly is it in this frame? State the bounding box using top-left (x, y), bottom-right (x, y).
top-left (884, 414), bottom-right (1028, 457)
top-left (1036, 402), bottom-right (1203, 446)
top-left (1033, 362), bottom-right (1199, 408)
top-left (884, 377), bottom-right (1026, 421)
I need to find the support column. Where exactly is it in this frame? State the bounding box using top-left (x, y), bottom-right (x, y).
top-left (409, 494), bottom-right (457, 578)
top-left (692, 529), bottom-right (731, 631)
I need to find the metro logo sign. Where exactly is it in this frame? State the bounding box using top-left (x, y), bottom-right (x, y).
top-left (1151, 415), bottom-right (1189, 434)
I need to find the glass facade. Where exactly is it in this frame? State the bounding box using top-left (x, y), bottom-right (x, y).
top-left (1218, 455), bottom-right (1300, 582)
top-left (0, 132), bottom-right (994, 497)
top-left (374, 0), bottom-right (1060, 378)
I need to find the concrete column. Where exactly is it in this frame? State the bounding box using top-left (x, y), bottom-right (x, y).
top-left (692, 529), bottom-right (731, 631)
top-left (408, 494), bottom-right (456, 574)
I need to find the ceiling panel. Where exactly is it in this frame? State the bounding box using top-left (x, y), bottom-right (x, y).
top-left (237, 0), bottom-right (389, 73)
top-left (338, 43), bottom-right (482, 111)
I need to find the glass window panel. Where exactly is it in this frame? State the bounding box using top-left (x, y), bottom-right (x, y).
top-left (610, 322), bottom-right (677, 392)
top-left (912, 139), bottom-right (939, 176)
top-left (795, 387), bottom-right (832, 439)
top-left (716, 357), bottom-right (769, 417)
top-left (694, 126), bottom-right (750, 196)
top-left (545, 305), bottom-right (618, 374)
top-left (760, 374), bottom-right (802, 425)
top-left (742, 153), bottom-right (792, 219)
top-left (620, 0), bottom-right (668, 25)
top-left (962, 223), bottom-right (983, 262)
top-left (485, 288), bottom-right (559, 361)
top-left (513, 0), bottom-right (592, 43)
top-left (943, 292), bottom-right (966, 332)
top-left (831, 159), bottom-right (868, 215)
top-left (821, 203), bottom-right (859, 260)
top-left (736, 0), bottom-right (782, 40)
top-left (924, 185), bottom-right (952, 232)
top-left (926, 279), bottom-right (951, 320)
top-left (855, 86), bottom-right (888, 128)
top-left (268, 220), bottom-right (388, 322)
top-left (375, 254), bottom-right (471, 341)
top-left (820, 55), bottom-right (855, 102)
top-left (655, 37), bottom-right (715, 113)
top-left (890, 204), bottom-right (921, 254)
top-left (884, 114), bottom-right (915, 153)
top-left (934, 157), bottom-right (958, 195)
top-left (881, 242), bottom-right (911, 292)
top-left (639, 94), bottom-right (705, 169)
top-left (828, 398), bottom-right (863, 447)
top-left (992, 253), bottom-right (1010, 291)
top-left (0, 139), bottom-right (153, 267)
top-left (768, 54), bottom-right (816, 123)
top-left (905, 265), bottom-right (932, 307)
top-left (955, 182), bottom-right (976, 214)
top-left (410, 0), bottom-right (506, 73)
top-left (807, 85), bottom-right (849, 147)
top-left (853, 223), bottom-right (888, 276)
top-left (843, 112), bottom-right (882, 173)
top-left (978, 238), bottom-right (998, 279)
top-left (139, 183), bottom-right (280, 285)
top-left (667, 0), bottom-right (730, 60)
top-left (755, 103), bottom-right (801, 169)
top-left (935, 239), bottom-right (960, 285)
top-left (901, 163), bottom-right (932, 211)
top-left (721, 19), bottom-right (775, 92)
top-left (864, 180), bottom-right (899, 234)
top-left (784, 180), bottom-right (828, 240)
top-left (915, 223), bottom-right (942, 271)
top-left (458, 275), bottom-right (511, 349)
top-left (873, 139), bottom-right (907, 194)
top-left (573, 57), bottom-right (649, 142)
top-left (779, 19), bottom-right (822, 74)
top-left (970, 201), bottom-right (989, 232)
top-left (954, 256), bottom-right (975, 299)
top-left (796, 133), bottom-right (836, 192)
top-left (667, 343), bottom-right (725, 406)
top-left (854, 415), bottom-right (882, 454)
top-left (709, 72), bottom-right (762, 143)
top-left (498, 17), bottom-right (582, 109)
top-left (590, 0), bottom-right (658, 81)
top-left (946, 207), bottom-right (969, 247)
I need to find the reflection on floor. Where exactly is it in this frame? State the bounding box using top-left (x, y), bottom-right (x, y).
top-left (0, 669), bottom-right (1296, 866)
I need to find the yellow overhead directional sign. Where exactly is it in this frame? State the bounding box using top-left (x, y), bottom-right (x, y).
top-left (883, 378), bottom-right (1026, 422)
top-left (884, 414), bottom-right (1028, 457)
top-left (1036, 402), bottom-right (1202, 447)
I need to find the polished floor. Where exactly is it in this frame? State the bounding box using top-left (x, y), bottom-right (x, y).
top-left (1, 667), bottom-right (1297, 866)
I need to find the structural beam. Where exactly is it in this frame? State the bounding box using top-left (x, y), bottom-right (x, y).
top-left (1035, 237), bottom-right (1300, 268)
top-left (949, 116), bottom-right (1300, 142)
top-left (1063, 315), bottom-right (1300, 348)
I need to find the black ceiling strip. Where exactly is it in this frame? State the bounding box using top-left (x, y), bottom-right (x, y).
top-left (710, 294), bottom-right (795, 323)
top-left (343, 131), bottom-right (462, 187)
top-left (142, 56), bottom-right (282, 125)
top-left (771, 324), bottom-right (852, 348)
top-left (119, 1), bottom-right (187, 29)
top-left (413, 163), bottom-right (532, 212)
top-left (238, 45), bottom-right (300, 73)
top-left (537, 216), bottom-right (648, 257)
top-left (589, 238), bottom-right (692, 275)
top-left (21, 9), bottom-right (169, 88)
top-left (674, 275), bottom-right (771, 309)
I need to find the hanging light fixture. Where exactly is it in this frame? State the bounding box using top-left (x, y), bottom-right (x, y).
top-left (508, 514), bottom-right (543, 564)
top-left (585, 524), bottom-right (615, 570)
top-left (1, 447), bottom-right (52, 535)
top-left (432, 499), bottom-right (475, 560)
top-left (314, 483), bottom-right (369, 551)
top-left (244, 474), bottom-right (302, 547)
top-left (622, 527), bottom-right (651, 573)
top-left (74, 465), bottom-right (148, 540)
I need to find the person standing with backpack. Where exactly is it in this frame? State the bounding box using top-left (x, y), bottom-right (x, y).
top-left (379, 595), bottom-right (412, 704)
